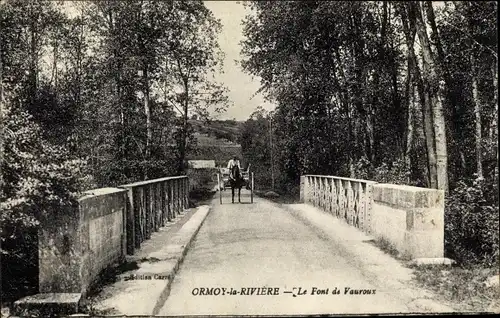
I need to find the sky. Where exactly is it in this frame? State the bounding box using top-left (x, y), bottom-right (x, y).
top-left (61, 1), bottom-right (273, 121)
top-left (203, 1), bottom-right (274, 121)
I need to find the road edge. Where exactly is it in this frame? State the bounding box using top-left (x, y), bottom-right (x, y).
top-left (277, 201), bottom-right (458, 314)
top-left (150, 205), bottom-right (212, 315)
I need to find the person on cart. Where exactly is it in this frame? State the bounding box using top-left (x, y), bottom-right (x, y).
top-left (227, 156), bottom-right (242, 171)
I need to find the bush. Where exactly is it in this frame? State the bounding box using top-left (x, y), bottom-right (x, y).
top-left (353, 157), bottom-right (418, 186)
top-left (445, 178), bottom-right (499, 267)
top-left (1, 106), bottom-right (88, 301)
top-left (186, 168), bottom-right (216, 190)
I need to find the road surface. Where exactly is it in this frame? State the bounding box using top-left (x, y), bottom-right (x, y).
top-left (159, 189), bottom-right (417, 315)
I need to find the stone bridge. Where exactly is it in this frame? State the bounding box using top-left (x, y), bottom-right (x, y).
top-left (13, 174), bottom-right (452, 316)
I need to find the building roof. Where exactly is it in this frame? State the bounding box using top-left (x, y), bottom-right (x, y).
top-left (188, 160), bottom-right (216, 169)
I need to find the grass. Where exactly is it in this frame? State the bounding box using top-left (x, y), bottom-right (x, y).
top-left (365, 236), bottom-right (412, 261)
top-left (410, 264), bottom-right (499, 312)
top-left (254, 188), bottom-right (300, 204)
top-left (365, 238), bottom-right (498, 312)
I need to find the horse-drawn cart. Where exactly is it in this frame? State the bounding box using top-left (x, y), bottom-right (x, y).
top-left (217, 165), bottom-right (254, 204)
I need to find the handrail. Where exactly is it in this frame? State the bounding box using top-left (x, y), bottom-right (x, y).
top-left (120, 175), bottom-right (187, 188)
top-left (303, 174), bottom-right (377, 184)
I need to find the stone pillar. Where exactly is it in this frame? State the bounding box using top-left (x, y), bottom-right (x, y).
top-left (14, 188), bottom-right (128, 316)
top-left (372, 184), bottom-right (445, 259)
top-left (37, 206), bottom-right (84, 295)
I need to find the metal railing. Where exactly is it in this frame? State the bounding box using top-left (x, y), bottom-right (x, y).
top-left (120, 176), bottom-right (189, 254)
top-left (302, 175), bottom-right (376, 233)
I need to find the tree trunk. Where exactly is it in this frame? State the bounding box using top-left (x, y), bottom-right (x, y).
top-left (404, 45), bottom-right (415, 172)
top-left (332, 46), bottom-right (354, 176)
top-left (421, 79), bottom-right (438, 188)
top-left (143, 65), bottom-right (152, 178)
top-left (366, 107), bottom-right (375, 163)
top-left (399, 2), bottom-right (416, 176)
top-left (29, 17), bottom-right (38, 105)
top-left (269, 117), bottom-right (275, 189)
top-left (490, 60), bottom-right (498, 141)
top-left (413, 48), bottom-right (437, 188)
top-left (471, 60), bottom-right (483, 180)
top-left (491, 59), bottom-right (498, 187)
top-left (351, 9), bottom-right (366, 164)
top-left (412, 31), bottom-right (438, 188)
top-left (0, 40), bottom-right (4, 197)
top-left (178, 78), bottom-right (189, 174)
top-left (433, 80), bottom-right (448, 192)
top-left (51, 38), bottom-right (58, 93)
top-left (405, 82), bottom-right (415, 177)
top-left (367, 1), bottom-right (387, 164)
top-left (413, 1), bottom-right (448, 191)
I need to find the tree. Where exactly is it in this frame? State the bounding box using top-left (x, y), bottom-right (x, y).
top-left (1, 0), bottom-right (229, 299)
top-left (241, 0), bottom-right (498, 265)
top-left (159, 0), bottom-right (229, 173)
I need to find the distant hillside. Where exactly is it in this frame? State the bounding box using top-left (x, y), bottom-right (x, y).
top-left (189, 119), bottom-right (242, 144)
top-left (186, 119), bottom-right (245, 166)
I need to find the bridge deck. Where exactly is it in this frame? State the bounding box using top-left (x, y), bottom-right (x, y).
top-left (159, 190), bottom-right (412, 315)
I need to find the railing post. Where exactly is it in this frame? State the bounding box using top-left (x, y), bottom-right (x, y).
top-left (306, 176), bottom-right (312, 204)
top-left (319, 177), bottom-right (323, 208)
top-left (359, 182), bottom-right (365, 229)
top-left (151, 183), bottom-right (157, 232)
top-left (146, 184), bottom-right (152, 240)
top-left (312, 177), bottom-right (316, 206)
top-left (300, 176), bottom-right (305, 203)
top-left (251, 172), bottom-right (254, 203)
top-left (166, 180), bottom-right (172, 222)
top-left (327, 178), bottom-right (332, 214)
top-left (125, 187), bottom-right (135, 255)
top-left (178, 178), bottom-right (182, 212)
top-left (183, 178), bottom-right (186, 210)
top-left (172, 179), bottom-right (176, 215)
top-left (180, 178), bottom-right (184, 210)
top-left (322, 177), bottom-right (326, 209)
top-left (365, 182), bottom-right (373, 234)
top-left (316, 177), bottom-right (320, 207)
top-left (160, 181), bottom-right (166, 227)
top-left (333, 179), bottom-right (338, 217)
top-left (175, 179), bottom-right (180, 214)
top-left (137, 187), bottom-right (144, 248)
top-left (156, 182), bottom-right (162, 229)
top-left (322, 177), bottom-right (326, 211)
top-left (169, 180), bottom-right (174, 220)
top-left (185, 177), bottom-right (189, 208)
top-left (339, 180), bottom-right (345, 220)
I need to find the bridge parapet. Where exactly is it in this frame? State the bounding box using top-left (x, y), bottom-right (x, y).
top-left (300, 175), bottom-right (444, 259)
top-left (14, 176), bottom-right (189, 316)
top-left (120, 176), bottom-right (189, 254)
top-left (300, 175), bottom-right (376, 233)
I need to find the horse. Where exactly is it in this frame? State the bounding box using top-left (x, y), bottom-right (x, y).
top-left (229, 164), bottom-right (245, 203)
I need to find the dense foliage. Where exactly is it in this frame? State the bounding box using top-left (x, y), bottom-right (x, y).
top-left (240, 1), bottom-right (498, 266)
top-left (1, 0), bottom-right (226, 301)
